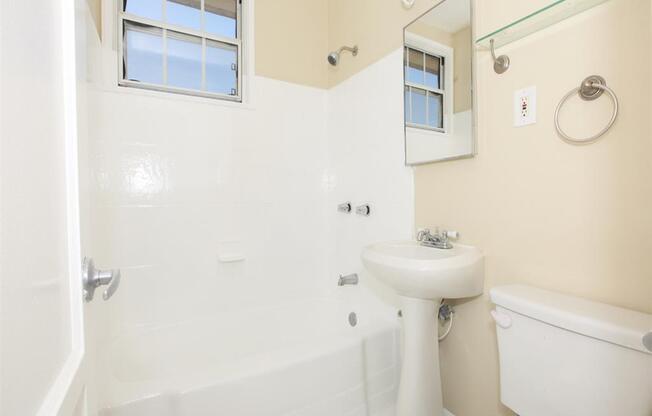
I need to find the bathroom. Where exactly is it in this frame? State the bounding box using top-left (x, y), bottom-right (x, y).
top-left (1, 0), bottom-right (651, 415)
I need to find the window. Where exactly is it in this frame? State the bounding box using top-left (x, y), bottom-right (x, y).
top-left (119, 0), bottom-right (242, 101)
top-left (404, 46), bottom-right (446, 132)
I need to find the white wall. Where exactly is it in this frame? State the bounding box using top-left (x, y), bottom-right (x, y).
top-left (327, 48), bottom-right (415, 307)
top-left (1, 1), bottom-right (74, 414)
top-left (88, 77), bottom-right (333, 408)
top-left (82, 1), bottom-right (414, 410)
top-left (88, 79), bottom-right (330, 335)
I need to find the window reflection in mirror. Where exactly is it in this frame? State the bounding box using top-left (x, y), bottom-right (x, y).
top-left (404, 0), bottom-right (474, 165)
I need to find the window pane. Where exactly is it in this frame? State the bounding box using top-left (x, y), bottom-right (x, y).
top-left (425, 55), bottom-right (440, 89)
top-left (166, 0), bottom-right (201, 30)
top-left (428, 92), bottom-right (443, 129)
top-left (206, 40), bottom-right (237, 95)
top-left (404, 86), bottom-right (410, 122)
top-left (411, 87), bottom-right (427, 126)
top-left (167, 31), bottom-right (202, 90)
top-left (124, 21), bottom-right (164, 84)
top-left (125, 0), bottom-right (162, 21)
top-left (205, 0), bottom-right (237, 38)
top-left (406, 48), bottom-right (424, 85)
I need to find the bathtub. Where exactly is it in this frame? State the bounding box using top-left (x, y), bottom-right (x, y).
top-left (99, 296), bottom-right (401, 416)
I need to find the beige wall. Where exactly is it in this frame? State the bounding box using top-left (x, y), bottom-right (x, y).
top-left (406, 20), bottom-right (453, 46)
top-left (86, 0), bottom-right (330, 89)
top-left (88, 0), bottom-right (439, 90)
top-left (255, 0), bottom-right (329, 88)
top-left (452, 26), bottom-right (471, 113)
top-left (328, 0), bottom-right (443, 87)
top-left (415, 0), bottom-right (652, 415)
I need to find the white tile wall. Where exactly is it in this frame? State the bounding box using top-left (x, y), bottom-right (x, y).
top-left (326, 49), bottom-right (415, 306)
top-left (88, 46), bottom-right (414, 411)
top-left (90, 48), bottom-right (414, 332)
top-left (88, 77), bottom-right (331, 333)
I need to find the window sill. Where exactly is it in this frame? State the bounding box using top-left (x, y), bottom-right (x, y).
top-left (88, 81), bottom-right (257, 111)
top-left (406, 126), bottom-right (449, 138)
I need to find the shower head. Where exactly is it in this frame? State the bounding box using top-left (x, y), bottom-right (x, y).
top-left (327, 45), bottom-right (358, 66)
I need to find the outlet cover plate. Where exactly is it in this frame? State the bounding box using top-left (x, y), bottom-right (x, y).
top-left (514, 86), bottom-right (537, 127)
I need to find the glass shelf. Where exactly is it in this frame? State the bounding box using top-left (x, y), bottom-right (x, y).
top-left (475, 0), bottom-right (610, 49)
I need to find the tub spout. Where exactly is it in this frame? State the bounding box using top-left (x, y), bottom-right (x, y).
top-left (338, 273), bottom-right (359, 286)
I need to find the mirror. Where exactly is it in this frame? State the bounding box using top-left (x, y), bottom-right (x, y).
top-left (404, 0), bottom-right (474, 165)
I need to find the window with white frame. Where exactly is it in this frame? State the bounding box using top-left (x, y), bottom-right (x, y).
top-left (404, 45), bottom-right (447, 132)
top-left (119, 0), bottom-right (242, 101)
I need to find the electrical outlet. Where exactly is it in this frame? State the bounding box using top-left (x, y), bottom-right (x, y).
top-left (514, 86), bottom-right (537, 127)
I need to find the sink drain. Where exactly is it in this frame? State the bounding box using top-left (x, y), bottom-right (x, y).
top-left (348, 312), bottom-right (357, 327)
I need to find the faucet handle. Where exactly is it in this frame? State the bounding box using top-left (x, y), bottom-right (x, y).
top-left (443, 230), bottom-right (459, 240)
top-left (416, 228), bottom-right (430, 241)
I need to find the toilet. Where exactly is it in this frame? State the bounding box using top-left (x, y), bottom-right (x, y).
top-left (490, 285), bottom-right (652, 416)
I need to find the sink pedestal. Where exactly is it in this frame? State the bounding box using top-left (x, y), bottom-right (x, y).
top-left (397, 296), bottom-right (443, 416)
top-left (361, 240), bottom-right (484, 416)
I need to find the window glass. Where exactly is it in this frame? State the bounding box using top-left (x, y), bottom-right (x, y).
top-left (406, 48), bottom-right (424, 85)
top-left (428, 92), bottom-right (443, 128)
top-left (167, 31), bottom-right (202, 90)
top-left (166, 0), bottom-right (201, 30)
top-left (124, 21), bottom-right (164, 85)
top-left (404, 86), bottom-right (410, 121)
top-left (125, 0), bottom-right (163, 20)
top-left (425, 55), bottom-right (440, 90)
top-left (411, 88), bottom-right (427, 126)
top-left (404, 45), bottom-right (446, 130)
top-left (205, 0), bottom-right (237, 38)
top-left (120, 0), bottom-right (241, 100)
top-left (206, 40), bottom-right (237, 95)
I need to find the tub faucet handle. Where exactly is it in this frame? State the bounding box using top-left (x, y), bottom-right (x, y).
top-left (337, 202), bottom-right (352, 213)
top-left (338, 273), bottom-right (359, 286)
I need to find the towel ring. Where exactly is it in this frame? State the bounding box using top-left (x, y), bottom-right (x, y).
top-left (554, 75), bottom-right (619, 145)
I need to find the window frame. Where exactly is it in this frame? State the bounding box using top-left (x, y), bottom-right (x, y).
top-left (404, 33), bottom-right (454, 135)
top-left (117, 0), bottom-right (243, 102)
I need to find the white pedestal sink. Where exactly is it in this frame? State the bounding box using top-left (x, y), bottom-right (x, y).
top-left (361, 241), bottom-right (484, 416)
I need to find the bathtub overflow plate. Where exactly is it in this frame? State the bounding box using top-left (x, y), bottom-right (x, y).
top-left (348, 312), bottom-right (358, 327)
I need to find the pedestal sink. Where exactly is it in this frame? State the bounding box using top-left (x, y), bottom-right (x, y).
top-left (361, 240), bottom-right (484, 416)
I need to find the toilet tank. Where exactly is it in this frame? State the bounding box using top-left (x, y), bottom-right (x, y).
top-left (490, 285), bottom-right (652, 416)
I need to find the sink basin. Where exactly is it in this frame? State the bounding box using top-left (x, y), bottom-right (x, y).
top-left (361, 240), bottom-right (484, 416)
top-left (361, 240), bottom-right (484, 300)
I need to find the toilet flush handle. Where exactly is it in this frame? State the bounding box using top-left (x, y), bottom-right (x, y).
top-left (491, 309), bottom-right (512, 329)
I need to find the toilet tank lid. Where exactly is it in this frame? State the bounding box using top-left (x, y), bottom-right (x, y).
top-left (491, 285), bottom-right (652, 354)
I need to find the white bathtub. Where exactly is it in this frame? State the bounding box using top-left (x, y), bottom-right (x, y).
top-left (99, 296), bottom-right (401, 416)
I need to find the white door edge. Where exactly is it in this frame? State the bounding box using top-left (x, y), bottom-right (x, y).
top-left (61, 0), bottom-right (85, 351)
top-left (36, 352), bottom-right (85, 416)
top-left (37, 0), bottom-right (87, 414)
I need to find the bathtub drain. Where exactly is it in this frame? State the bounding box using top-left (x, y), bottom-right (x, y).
top-left (348, 312), bottom-right (357, 327)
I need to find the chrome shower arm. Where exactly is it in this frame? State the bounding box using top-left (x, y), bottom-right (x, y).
top-left (337, 45), bottom-right (358, 56)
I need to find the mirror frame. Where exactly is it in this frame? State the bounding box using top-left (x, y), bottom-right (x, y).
top-left (403, 0), bottom-right (477, 166)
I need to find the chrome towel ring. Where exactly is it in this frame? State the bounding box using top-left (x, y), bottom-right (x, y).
top-left (554, 75), bottom-right (619, 145)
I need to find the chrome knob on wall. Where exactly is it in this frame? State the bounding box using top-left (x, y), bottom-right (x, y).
top-left (355, 204), bottom-right (371, 216)
top-left (337, 202), bottom-right (352, 213)
top-left (82, 257), bottom-right (121, 302)
top-left (338, 273), bottom-right (359, 286)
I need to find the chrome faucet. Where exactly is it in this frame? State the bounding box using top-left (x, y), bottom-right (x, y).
top-left (338, 273), bottom-right (359, 286)
top-left (416, 228), bottom-right (458, 249)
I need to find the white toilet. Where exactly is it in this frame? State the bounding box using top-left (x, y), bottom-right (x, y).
top-left (490, 285), bottom-right (652, 416)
